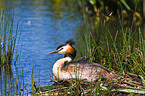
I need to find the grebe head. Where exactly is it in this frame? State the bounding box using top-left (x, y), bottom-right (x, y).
top-left (48, 39), bottom-right (76, 60)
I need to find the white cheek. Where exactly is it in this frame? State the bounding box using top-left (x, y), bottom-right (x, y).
top-left (58, 45), bottom-right (70, 54)
top-left (58, 49), bottom-right (66, 54)
top-left (58, 46), bottom-right (67, 54)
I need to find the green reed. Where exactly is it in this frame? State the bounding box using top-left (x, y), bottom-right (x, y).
top-left (31, 55), bottom-right (36, 96)
top-left (0, 2), bottom-right (23, 96)
top-left (75, 8), bottom-right (145, 95)
top-left (77, 13), bottom-right (145, 75)
top-left (34, 5), bottom-right (145, 96)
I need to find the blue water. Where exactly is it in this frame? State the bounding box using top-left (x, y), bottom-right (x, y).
top-left (7, 0), bottom-right (81, 92)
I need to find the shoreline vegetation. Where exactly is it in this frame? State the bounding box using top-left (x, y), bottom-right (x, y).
top-left (33, 0), bottom-right (145, 95)
top-left (0, 2), bottom-right (21, 96)
top-left (0, 0), bottom-right (145, 95)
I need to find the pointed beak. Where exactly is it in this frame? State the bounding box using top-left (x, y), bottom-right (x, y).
top-left (48, 49), bottom-right (59, 54)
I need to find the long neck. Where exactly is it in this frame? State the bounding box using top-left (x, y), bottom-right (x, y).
top-left (53, 57), bottom-right (72, 77)
top-left (54, 57), bottom-right (72, 67)
top-left (64, 54), bottom-right (75, 60)
top-left (64, 48), bottom-right (76, 60)
top-left (62, 44), bottom-right (76, 60)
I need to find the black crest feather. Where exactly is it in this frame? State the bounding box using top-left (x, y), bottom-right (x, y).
top-left (56, 39), bottom-right (75, 50)
top-left (65, 39), bottom-right (75, 45)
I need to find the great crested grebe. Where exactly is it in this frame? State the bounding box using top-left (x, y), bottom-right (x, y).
top-left (48, 39), bottom-right (113, 82)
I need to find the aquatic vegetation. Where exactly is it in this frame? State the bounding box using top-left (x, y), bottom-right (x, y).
top-left (77, 14), bottom-right (145, 76)
top-left (0, 2), bottom-right (23, 96)
top-left (33, 21), bottom-right (145, 95)
top-left (32, 1), bottom-right (145, 95)
top-left (78, 0), bottom-right (143, 25)
top-left (74, 1), bottom-right (145, 95)
top-left (0, 0), bottom-right (144, 95)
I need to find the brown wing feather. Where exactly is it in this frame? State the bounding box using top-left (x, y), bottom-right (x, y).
top-left (60, 60), bottom-right (113, 82)
top-left (62, 61), bottom-right (111, 73)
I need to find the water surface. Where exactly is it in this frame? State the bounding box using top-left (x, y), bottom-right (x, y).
top-left (6, 0), bottom-right (81, 92)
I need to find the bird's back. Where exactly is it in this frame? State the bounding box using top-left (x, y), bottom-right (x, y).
top-left (61, 60), bottom-right (112, 82)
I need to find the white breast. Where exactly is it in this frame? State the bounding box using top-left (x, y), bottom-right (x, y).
top-left (52, 57), bottom-right (72, 80)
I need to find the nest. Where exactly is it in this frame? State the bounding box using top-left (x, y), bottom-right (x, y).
top-left (33, 72), bottom-right (145, 95)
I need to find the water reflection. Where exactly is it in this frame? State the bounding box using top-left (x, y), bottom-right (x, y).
top-left (1, 0), bottom-right (81, 94)
top-left (49, 0), bottom-right (64, 17)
